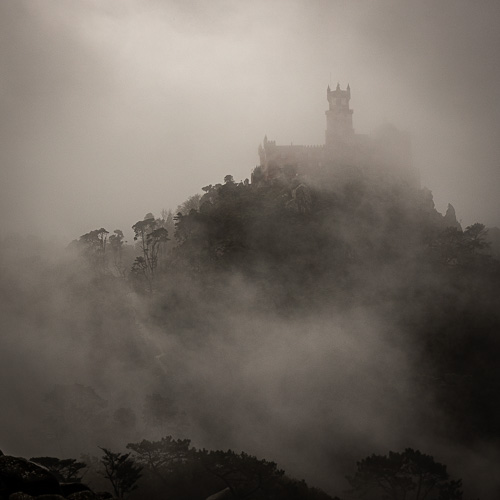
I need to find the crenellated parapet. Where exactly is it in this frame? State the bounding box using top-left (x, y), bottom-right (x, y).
top-left (254, 84), bottom-right (417, 187)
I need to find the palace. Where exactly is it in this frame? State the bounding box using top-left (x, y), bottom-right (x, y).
top-left (252, 84), bottom-right (418, 187)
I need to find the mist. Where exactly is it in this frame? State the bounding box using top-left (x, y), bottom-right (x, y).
top-left (1, 223), bottom-right (500, 498)
top-left (0, 238), bottom-right (450, 489)
top-left (1, 2), bottom-right (500, 500)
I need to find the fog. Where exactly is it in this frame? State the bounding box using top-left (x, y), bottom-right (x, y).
top-left (1, 0), bottom-right (500, 241)
top-left (1, 2), bottom-right (500, 499)
top-left (1, 229), bottom-right (499, 498)
top-left (0, 238), bottom-right (457, 491)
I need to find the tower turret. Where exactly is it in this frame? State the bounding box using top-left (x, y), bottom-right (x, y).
top-left (325, 83), bottom-right (354, 146)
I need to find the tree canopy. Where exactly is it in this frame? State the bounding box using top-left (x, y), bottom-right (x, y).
top-left (347, 449), bottom-right (462, 500)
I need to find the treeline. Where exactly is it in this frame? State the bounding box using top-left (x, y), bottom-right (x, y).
top-left (166, 175), bottom-right (500, 443)
top-left (71, 173), bottom-right (497, 304)
top-left (1, 439), bottom-right (463, 500)
top-left (68, 171), bottom-right (500, 474)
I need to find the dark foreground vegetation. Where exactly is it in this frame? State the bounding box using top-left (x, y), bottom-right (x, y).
top-left (1, 168), bottom-right (499, 499)
top-left (0, 441), bottom-right (462, 499)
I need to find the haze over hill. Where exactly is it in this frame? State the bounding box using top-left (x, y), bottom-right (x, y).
top-left (1, 149), bottom-right (500, 499)
top-left (1, 2), bottom-right (500, 500)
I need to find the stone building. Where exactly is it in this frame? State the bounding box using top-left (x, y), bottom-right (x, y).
top-left (252, 84), bottom-right (418, 187)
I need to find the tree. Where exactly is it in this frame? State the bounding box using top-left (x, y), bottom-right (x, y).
top-left (160, 209), bottom-right (176, 246)
top-left (463, 223), bottom-right (490, 255)
top-left (131, 214), bottom-right (169, 292)
top-left (432, 223), bottom-right (490, 266)
top-left (176, 194), bottom-right (202, 215)
top-left (30, 457), bottom-right (86, 483)
top-left (108, 229), bottom-right (126, 277)
top-left (200, 183), bottom-right (221, 205)
top-left (98, 447), bottom-right (142, 499)
top-left (126, 436), bottom-right (194, 487)
top-left (200, 449), bottom-right (284, 499)
top-left (78, 228), bottom-right (109, 273)
top-left (347, 448), bottom-right (462, 500)
top-left (432, 226), bottom-right (463, 265)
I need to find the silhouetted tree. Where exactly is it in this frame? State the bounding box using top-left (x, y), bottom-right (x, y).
top-left (98, 447), bottom-right (142, 499)
top-left (108, 229), bottom-right (126, 277)
top-left (431, 222), bottom-right (490, 266)
top-left (30, 457), bottom-right (87, 483)
top-left (347, 448), bottom-right (462, 500)
top-left (200, 449), bottom-right (284, 499)
top-left (131, 214), bottom-right (169, 292)
top-left (463, 223), bottom-right (489, 255)
top-left (126, 436), bottom-right (194, 487)
top-left (224, 174), bottom-right (235, 185)
top-left (78, 227), bottom-right (109, 273)
top-left (176, 193), bottom-right (202, 215)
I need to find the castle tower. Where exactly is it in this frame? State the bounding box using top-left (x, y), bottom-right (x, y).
top-left (325, 83), bottom-right (354, 147)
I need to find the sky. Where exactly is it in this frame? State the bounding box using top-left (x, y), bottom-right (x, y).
top-left (1, 0), bottom-right (500, 242)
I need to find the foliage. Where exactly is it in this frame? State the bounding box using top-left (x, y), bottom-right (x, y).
top-left (65, 171), bottom-right (500, 462)
top-left (109, 229), bottom-right (126, 277)
top-left (131, 215), bottom-right (169, 292)
top-left (200, 449), bottom-right (285, 499)
top-left (176, 193), bottom-right (202, 215)
top-left (126, 436), bottom-right (194, 486)
top-left (346, 448), bottom-right (462, 500)
top-left (431, 223), bottom-right (490, 266)
top-left (7, 438), bottom-right (337, 500)
top-left (124, 435), bottom-right (333, 499)
top-left (98, 447), bottom-right (142, 499)
top-left (29, 456), bottom-right (87, 483)
top-left (78, 227), bottom-right (109, 273)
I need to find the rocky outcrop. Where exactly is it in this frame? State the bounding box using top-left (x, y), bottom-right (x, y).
top-left (9, 494), bottom-right (37, 500)
top-left (0, 455), bottom-right (107, 500)
top-left (206, 488), bottom-right (232, 500)
top-left (0, 455), bottom-right (61, 498)
top-left (443, 203), bottom-right (462, 229)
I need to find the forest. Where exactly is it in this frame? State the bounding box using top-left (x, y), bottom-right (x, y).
top-left (1, 167), bottom-right (499, 500)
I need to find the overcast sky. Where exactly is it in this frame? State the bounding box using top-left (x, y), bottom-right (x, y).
top-left (1, 0), bottom-right (499, 241)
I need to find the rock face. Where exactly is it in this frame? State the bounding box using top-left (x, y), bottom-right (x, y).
top-left (443, 203), bottom-right (462, 229)
top-left (0, 456), bottom-right (61, 498)
top-left (0, 455), bottom-right (104, 500)
top-left (9, 493), bottom-right (36, 500)
top-left (206, 488), bottom-right (232, 500)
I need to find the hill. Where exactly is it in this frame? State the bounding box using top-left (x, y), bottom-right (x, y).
top-left (2, 167), bottom-right (500, 498)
